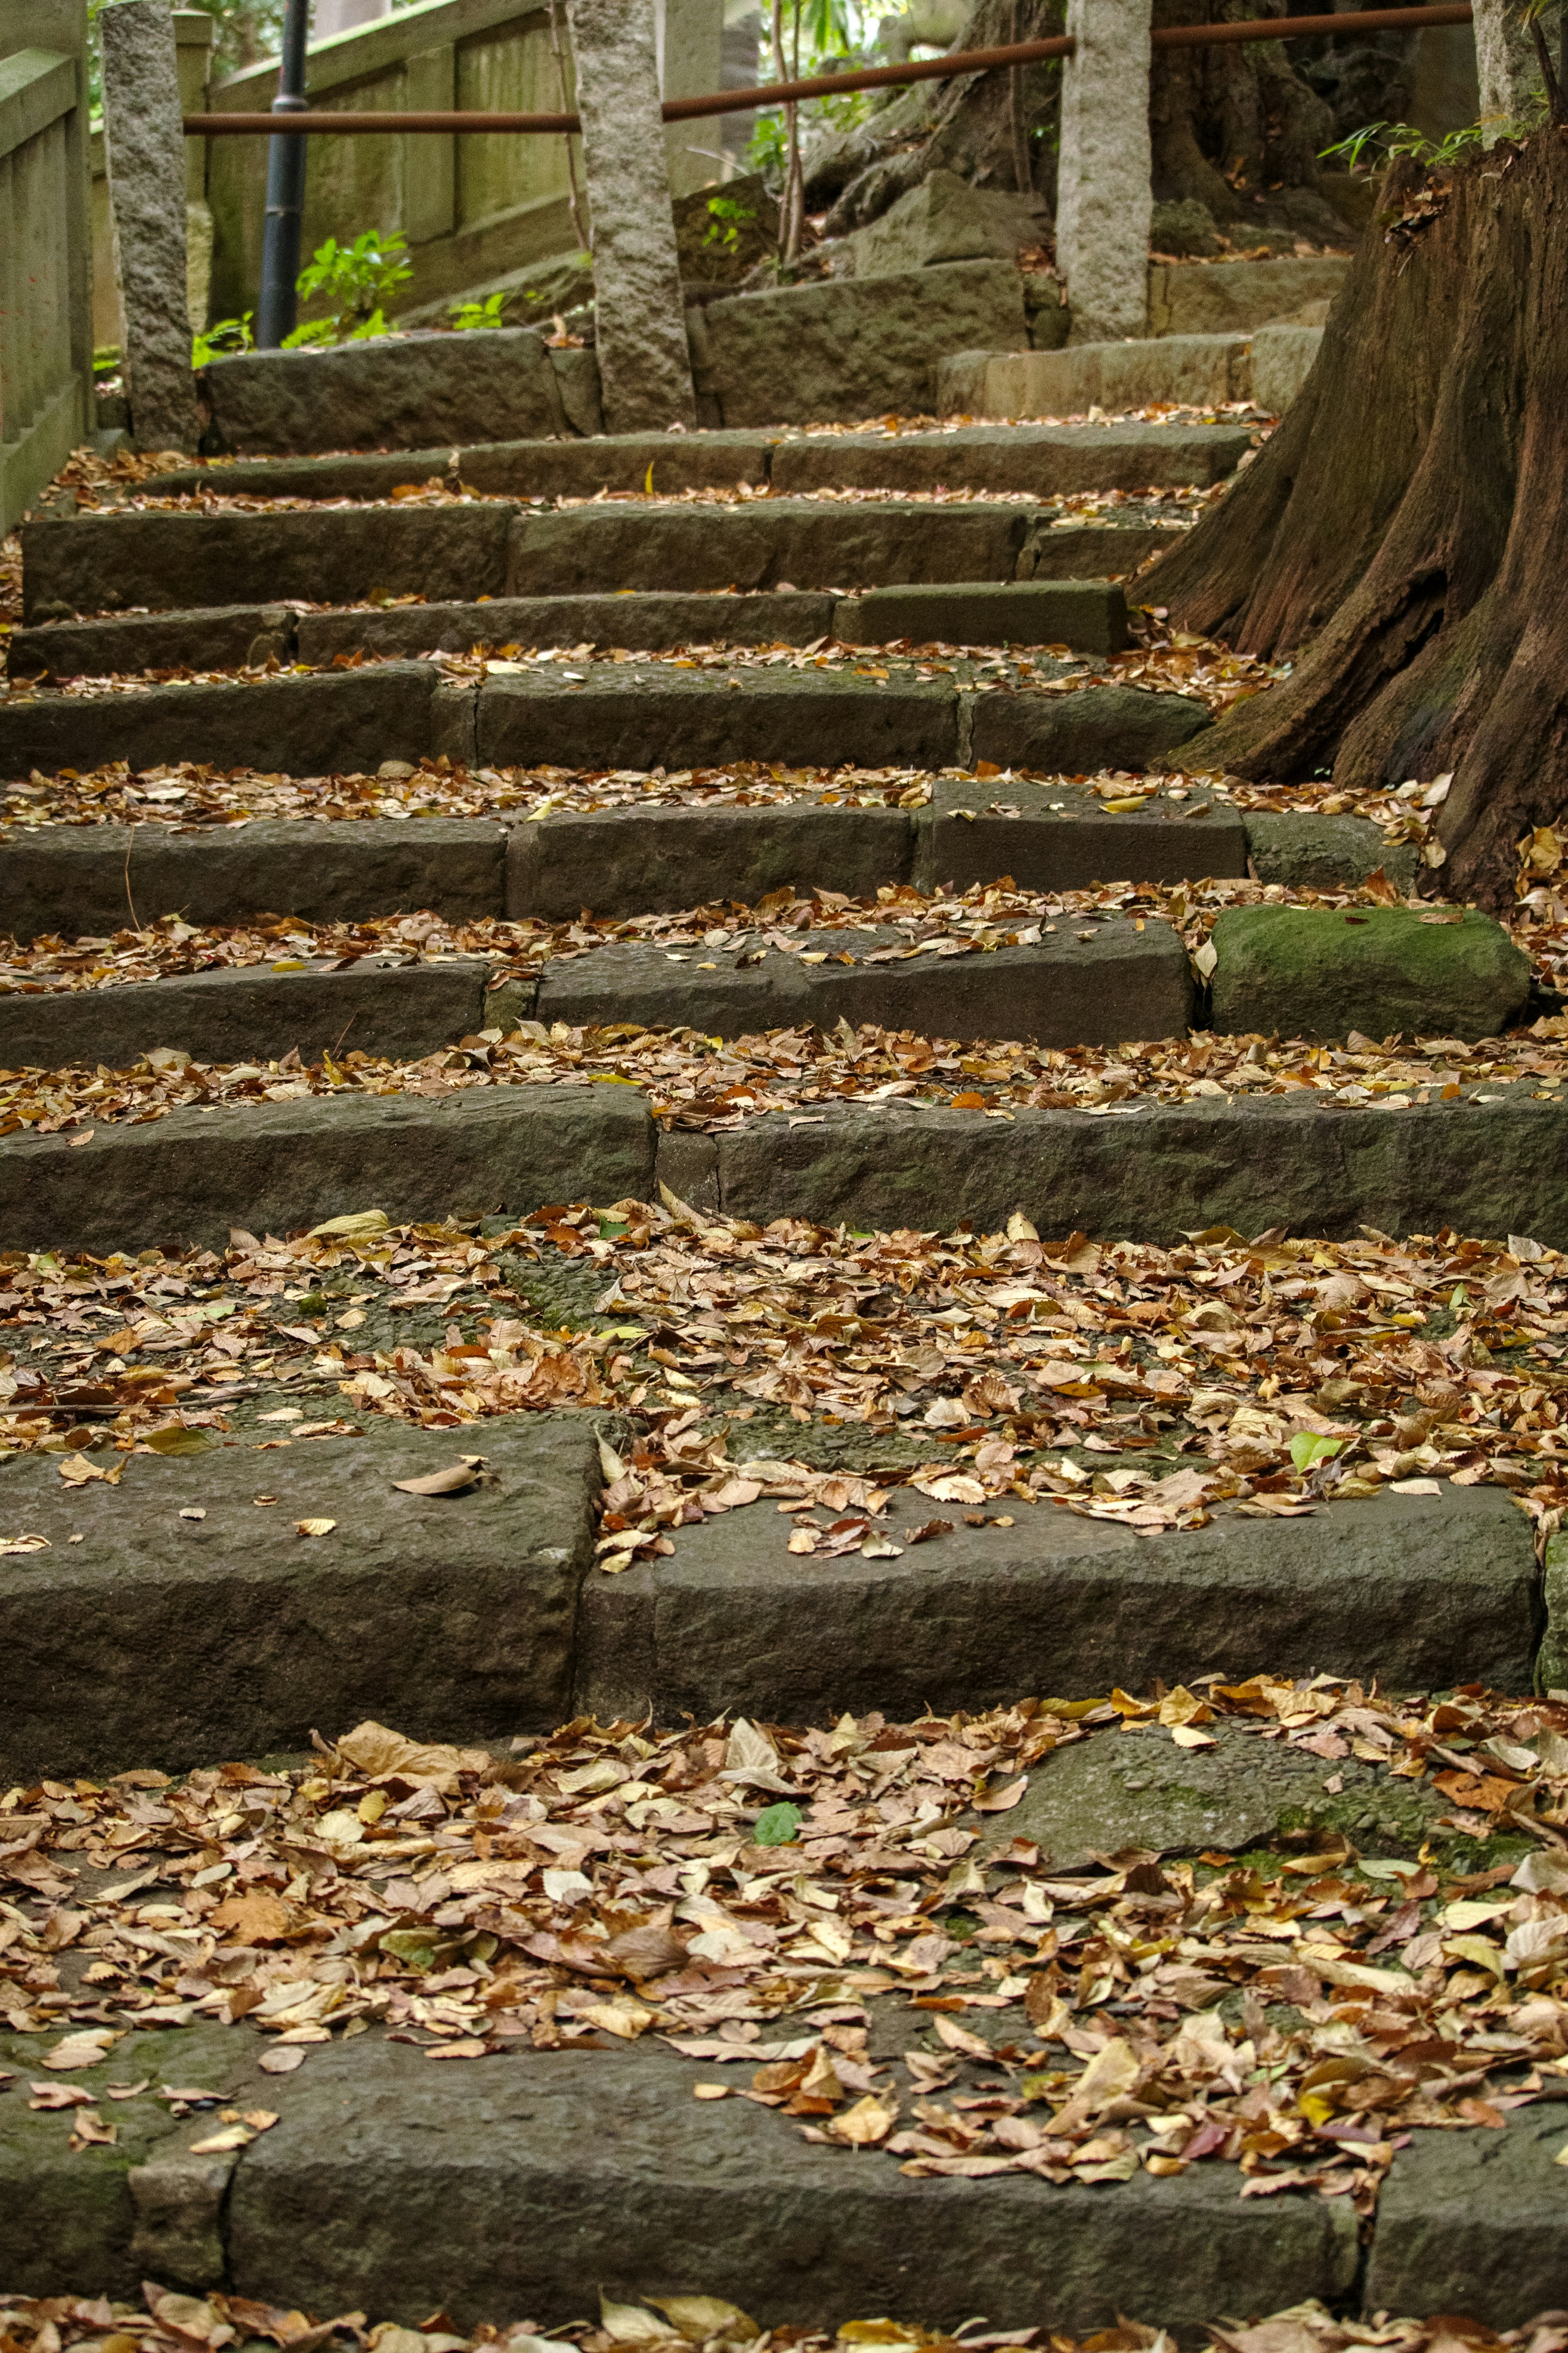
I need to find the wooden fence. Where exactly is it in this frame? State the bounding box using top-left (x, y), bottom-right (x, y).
top-left (0, 0), bottom-right (94, 532)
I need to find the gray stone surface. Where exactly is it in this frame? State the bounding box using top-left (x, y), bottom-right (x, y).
top-left (297, 591), bottom-right (837, 664)
top-left (145, 449), bottom-right (461, 500)
top-left (0, 665), bottom-right (439, 781)
top-left (128, 2154), bottom-right (235, 2292)
top-left (1250, 323), bottom-right (1324, 417)
top-left (0, 1080), bottom-right (654, 1252)
top-left (9, 604), bottom-right (294, 679)
top-left (839, 581), bottom-right (1128, 655)
top-left (768, 421), bottom-right (1254, 497)
top-left (0, 818), bottom-right (506, 943)
top-left (1537, 1528), bottom-right (1568, 1694)
top-left (712, 1089), bottom-right (1568, 1248)
top-left (225, 2036), bottom-right (1358, 2333)
top-left (508, 803), bottom-right (916, 920)
top-left (576, 1479), bottom-right (1535, 1723)
top-left (203, 328), bottom-right (570, 456)
top-left (99, 0), bottom-right (202, 453)
top-left (970, 682), bottom-right (1214, 772)
top-left (966, 335), bottom-right (1255, 421)
top-left (477, 665), bottom-right (960, 773)
top-left (1003, 1718), bottom-right (1446, 1871)
top-left (0, 1415), bottom-right (602, 1781)
top-left (1013, 520), bottom-right (1185, 580)
top-left (536, 918), bottom-right (1192, 1049)
top-left (1243, 811), bottom-right (1420, 893)
top-left (0, 2023), bottom-right (258, 2299)
top-left (1147, 256), bottom-right (1349, 339)
top-left (700, 262), bottom-right (1029, 427)
top-left (564, 0), bottom-right (696, 433)
top-left (506, 497), bottom-right (1031, 596)
top-left (849, 168), bottom-right (1053, 278)
top-left (1209, 904), bottom-right (1532, 1044)
top-left (147, 433), bottom-right (776, 504)
top-left (1368, 2101), bottom-right (1568, 2322)
top-left (1056, 0), bottom-right (1152, 344)
top-left (1474, 0), bottom-right (1539, 134)
top-left (550, 344), bottom-right (605, 437)
top-left (22, 506), bottom-right (516, 618)
top-left (0, 958), bottom-right (496, 1073)
top-left (927, 779), bottom-right (1250, 893)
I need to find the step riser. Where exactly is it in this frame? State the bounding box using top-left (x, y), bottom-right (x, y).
top-left (11, 581), bottom-right (1127, 679)
top-left (22, 506), bottom-right (1171, 620)
top-left (536, 929), bottom-right (1192, 1053)
top-left (0, 802), bottom-right (1385, 943)
top-left (0, 1421), bottom-right (1535, 1785)
top-left (139, 421), bottom-right (1254, 504)
top-left (0, 670), bottom-right (1214, 790)
top-left (0, 961), bottom-right (497, 1073)
top-left (4, 1088), bottom-right (1565, 1259)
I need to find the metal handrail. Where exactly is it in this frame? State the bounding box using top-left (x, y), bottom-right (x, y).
top-left (185, 2), bottom-right (1475, 133)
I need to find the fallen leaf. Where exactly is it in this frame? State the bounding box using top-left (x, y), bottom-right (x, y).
top-left (391, 1461), bottom-right (485, 1497)
top-left (295, 1519), bottom-right (337, 1537)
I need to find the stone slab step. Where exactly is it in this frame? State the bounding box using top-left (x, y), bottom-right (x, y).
top-left (4, 1082), bottom-right (1568, 1260)
top-left (940, 326), bottom-right (1323, 423)
top-left (0, 957), bottom-right (500, 1072)
top-left (140, 419), bottom-right (1254, 505)
top-left (535, 919), bottom-right (1192, 1050)
top-left (0, 666), bottom-right (1214, 786)
top-left (0, 1409), bottom-right (1534, 1781)
top-left (22, 503), bottom-right (1174, 621)
top-left (0, 921), bottom-right (1191, 1070)
top-left (0, 801), bottom-right (1408, 943)
top-left (7, 1947), bottom-right (1566, 2328)
top-left (10, 581), bottom-right (1129, 681)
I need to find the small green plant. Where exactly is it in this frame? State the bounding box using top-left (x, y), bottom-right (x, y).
top-left (284, 228), bottom-right (412, 346)
top-left (752, 1801), bottom-right (803, 1846)
top-left (192, 312), bottom-right (254, 366)
top-left (450, 290), bottom-right (506, 332)
top-left (1320, 118), bottom-right (1490, 171)
top-left (703, 193), bottom-right (757, 251)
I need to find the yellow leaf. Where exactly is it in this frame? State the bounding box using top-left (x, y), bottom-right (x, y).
top-left (307, 1209), bottom-right (390, 1240)
top-left (827, 2094), bottom-right (897, 2145)
top-left (295, 1518), bottom-right (337, 1538)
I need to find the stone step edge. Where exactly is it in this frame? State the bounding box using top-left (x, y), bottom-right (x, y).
top-left (0, 803), bottom-right (1417, 942)
top-left (1, 1080), bottom-right (1563, 1259)
top-left (0, 1873), bottom-right (1559, 2331)
top-left (130, 416), bottom-right (1256, 504)
top-left (9, 579), bottom-right (1130, 680)
top-left (0, 919), bottom-right (1196, 1074)
top-left (0, 663), bottom-right (1216, 795)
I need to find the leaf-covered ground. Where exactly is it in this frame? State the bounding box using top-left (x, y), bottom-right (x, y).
top-left (7, 1679), bottom-right (1568, 2215)
top-left (4, 2291), bottom-right (1555, 2353)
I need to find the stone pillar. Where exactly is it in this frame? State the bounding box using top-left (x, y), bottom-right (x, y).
top-left (655, 0), bottom-right (726, 195)
top-left (1472, 0), bottom-right (1537, 137)
top-left (99, 0), bottom-right (202, 450)
top-left (566, 0), bottom-right (697, 433)
top-left (174, 10), bottom-right (214, 332)
top-left (1056, 0), bottom-right (1152, 346)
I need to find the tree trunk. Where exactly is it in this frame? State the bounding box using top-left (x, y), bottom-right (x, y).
top-left (1149, 135), bottom-right (1568, 913)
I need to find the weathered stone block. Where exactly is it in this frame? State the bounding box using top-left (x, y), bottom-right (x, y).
top-left (1250, 322), bottom-right (1324, 415)
top-left (100, 0), bottom-right (202, 452)
top-left (969, 682), bottom-right (1213, 772)
top-left (700, 261), bottom-right (1029, 426)
top-left (849, 169), bottom-right (1052, 277)
top-left (1242, 811), bottom-right (1419, 893)
top-left (1147, 255), bottom-right (1349, 337)
top-left (203, 328), bottom-right (568, 455)
top-left (837, 580), bottom-right (1128, 654)
top-left (1209, 903), bottom-right (1531, 1043)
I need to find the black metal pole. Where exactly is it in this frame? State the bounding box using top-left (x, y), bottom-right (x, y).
top-left (256, 0), bottom-right (310, 347)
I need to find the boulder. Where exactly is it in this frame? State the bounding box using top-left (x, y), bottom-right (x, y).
top-left (1209, 903), bottom-right (1532, 1044)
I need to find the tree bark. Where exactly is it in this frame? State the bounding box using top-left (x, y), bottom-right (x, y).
top-left (1148, 135), bottom-right (1568, 913)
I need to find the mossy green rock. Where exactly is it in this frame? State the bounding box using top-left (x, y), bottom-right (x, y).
top-left (1209, 903), bottom-right (1530, 1043)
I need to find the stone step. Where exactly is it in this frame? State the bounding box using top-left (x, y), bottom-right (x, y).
top-left (140, 419), bottom-right (1254, 504)
top-left (0, 1411), bottom-right (1534, 1783)
top-left (8, 1999), bottom-right (1567, 2331)
top-left (0, 919), bottom-right (1191, 1071)
top-left (940, 324), bottom-right (1323, 423)
top-left (9, 580), bottom-right (1130, 682)
top-left (0, 664), bottom-right (1214, 786)
top-left (21, 503), bottom-right (1176, 621)
top-left (0, 801), bottom-right (1413, 942)
top-left (3, 1079), bottom-right (1564, 1260)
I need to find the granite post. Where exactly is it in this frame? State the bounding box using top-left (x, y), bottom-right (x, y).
top-left (1056, 0), bottom-right (1152, 346)
top-left (1472, 0), bottom-right (1539, 134)
top-left (565, 0), bottom-right (697, 433)
top-left (100, 0), bottom-right (202, 450)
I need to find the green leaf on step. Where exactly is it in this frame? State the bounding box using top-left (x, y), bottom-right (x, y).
top-left (378, 1931), bottom-right (437, 1968)
top-left (143, 1426), bottom-right (218, 1456)
top-left (753, 1801), bottom-right (803, 1847)
top-left (1289, 1432), bottom-right (1345, 1473)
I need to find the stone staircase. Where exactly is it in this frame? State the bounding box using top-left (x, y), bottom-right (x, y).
top-left (2, 412), bottom-right (1566, 2334)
